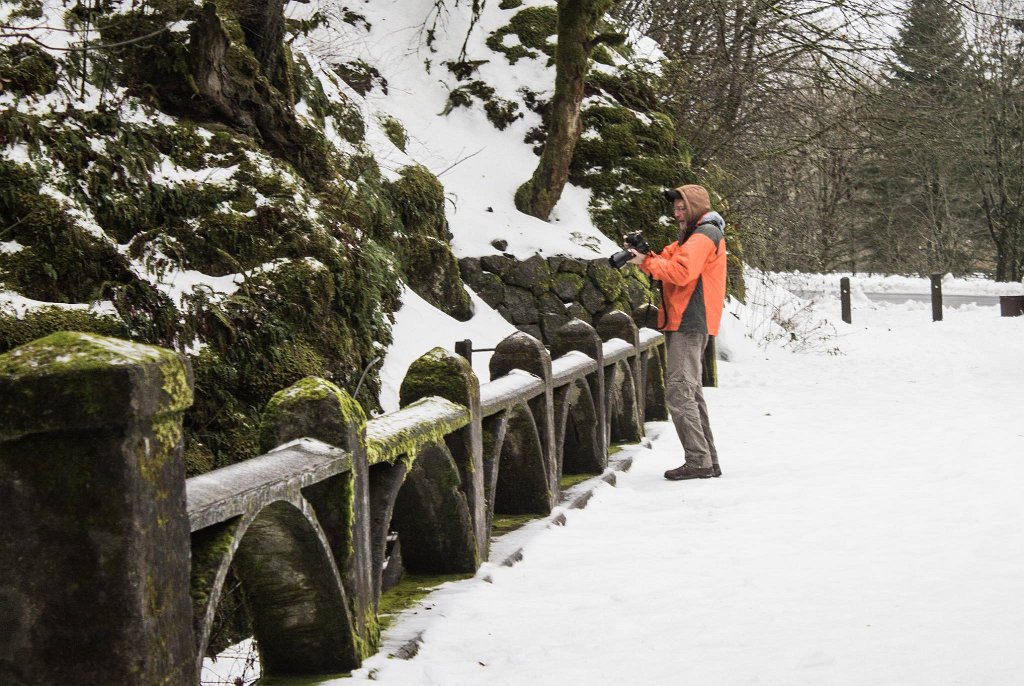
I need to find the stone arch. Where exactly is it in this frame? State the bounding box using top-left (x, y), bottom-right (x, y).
top-left (390, 442), bottom-right (478, 574)
top-left (190, 499), bottom-right (358, 680)
top-left (643, 348), bottom-right (668, 421)
top-left (494, 402), bottom-right (552, 514)
top-left (367, 460), bottom-right (409, 600)
top-left (556, 377), bottom-right (603, 475)
top-left (481, 411), bottom-right (511, 537)
top-left (606, 359), bottom-right (642, 443)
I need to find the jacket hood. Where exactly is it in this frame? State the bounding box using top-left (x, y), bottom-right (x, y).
top-left (677, 184), bottom-right (712, 229)
top-left (699, 211), bottom-right (725, 230)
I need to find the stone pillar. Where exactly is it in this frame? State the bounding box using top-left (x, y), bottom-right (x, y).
top-left (633, 303), bottom-right (660, 331)
top-left (259, 377), bottom-right (376, 657)
top-left (597, 310), bottom-right (644, 434)
top-left (490, 332), bottom-right (558, 504)
top-left (0, 332), bottom-right (194, 686)
top-left (597, 309), bottom-right (640, 349)
top-left (551, 319), bottom-right (607, 459)
top-left (399, 348), bottom-right (486, 559)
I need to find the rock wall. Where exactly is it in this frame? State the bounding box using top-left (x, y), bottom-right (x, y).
top-left (459, 254), bottom-right (656, 343)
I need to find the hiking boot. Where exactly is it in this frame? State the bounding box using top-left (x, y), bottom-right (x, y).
top-left (664, 464), bottom-right (713, 480)
top-left (712, 464), bottom-right (722, 478)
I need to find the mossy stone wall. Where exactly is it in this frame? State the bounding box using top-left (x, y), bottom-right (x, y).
top-left (459, 254), bottom-right (656, 342)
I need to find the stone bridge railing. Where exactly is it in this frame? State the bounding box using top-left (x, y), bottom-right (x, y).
top-left (0, 312), bottom-right (665, 685)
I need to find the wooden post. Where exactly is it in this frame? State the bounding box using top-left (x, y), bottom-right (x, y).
top-left (930, 274), bottom-right (943, 322)
top-left (455, 339), bottom-right (473, 365)
top-left (702, 336), bottom-right (718, 387)
top-left (840, 277), bottom-right (852, 324)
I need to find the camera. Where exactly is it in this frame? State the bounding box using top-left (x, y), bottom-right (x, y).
top-left (608, 231), bottom-right (651, 269)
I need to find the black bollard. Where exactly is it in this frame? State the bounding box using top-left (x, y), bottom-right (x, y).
top-left (930, 274), bottom-right (943, 322)
top-left (840, 277), bottom-right (852, 324)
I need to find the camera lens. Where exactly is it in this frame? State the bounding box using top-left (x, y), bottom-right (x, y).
top-left (608, 249), bottom-right (632, 269)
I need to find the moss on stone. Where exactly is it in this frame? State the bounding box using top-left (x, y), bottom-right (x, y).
top-left (384, 166), bottom-right (473, 319)
top-left (559, 472), bottom-right (592, 489)
top-left (0, 307), bottom-right (128, 354)
top-left (399, 347), bottom-right (478, 409)
top-left (183, 436), bottom-right (216, 475)
top-left (189, 519), bottom-right (239, 615)
top-left (490, 513), bottom-right (541, 536)
top-left (0, 332), bottom-right (192, 442)
top-left (262, 375), bottom-right (367, 439)
top-left (0, 0), bottom-right (424, 480)
top-left (483, 99), bottom-right (523, 130)
top-left (401, 235), bottom-right (475, 321)
top-left (376, 573), bottom-right (474, 631)
top-left (378, 114), bottom-right (408, 152)
top-left (589, 261), bottom-right (624, 302)
top-left (387, 165), bottom-right (447, 237)
top-left (0, 330), bottom-right (171, 378)
top-left (486, 6), bottom-right (558, 65)
top-left (355, 604), bottom-right (381, 659)
top-left (333, 59), bottom-right (388, 96)
top-left (366, 397), bottom-right (471, 467)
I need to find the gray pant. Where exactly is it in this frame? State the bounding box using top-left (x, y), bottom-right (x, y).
top-left (665, 331), bottom-right (718, 469)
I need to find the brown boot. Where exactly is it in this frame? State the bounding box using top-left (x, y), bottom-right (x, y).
top-left (664, 464), bottom-right (713, 480)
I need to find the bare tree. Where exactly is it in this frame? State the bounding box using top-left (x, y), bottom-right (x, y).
top-left (964, 0), bottom-right (1024, 280)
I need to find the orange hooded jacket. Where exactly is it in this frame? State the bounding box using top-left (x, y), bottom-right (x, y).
top-left (639, 185), bottom-right (728, 335)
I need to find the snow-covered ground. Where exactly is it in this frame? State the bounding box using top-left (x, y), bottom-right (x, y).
top-left (343, 287), bottom-right (1024, 685)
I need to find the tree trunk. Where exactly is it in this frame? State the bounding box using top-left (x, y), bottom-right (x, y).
top-left (515, 0), bottom-right (615, 221)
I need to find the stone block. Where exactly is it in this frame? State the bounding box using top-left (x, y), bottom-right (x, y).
top-left (566, 303), bottom-right (591, 324)
top-left (515, 323), bottom-right (543, 340)
top-left (588, 259), bottom-right (624, 302)
top-left (459, 257), bottom-right (483, 286)
top-left (557, 257), bottom-right (588, 274)
top-left (579, 279), bottom-right (606, 314)
top-left (0, 332), bottom-right (194, 686)
top-left (504, 285), bottom-right (539, 324)
top-left (552, 272), bottom-right (585, 302)
top-left (477, 271), bottom-right (506, 308)
top-left (510, 254), bottom-right (553, 296)
top-left (480, 254), bottom-right (516, 281)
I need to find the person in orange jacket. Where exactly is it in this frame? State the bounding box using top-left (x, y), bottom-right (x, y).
top-left (626, 184), bottom-right (727, 480)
